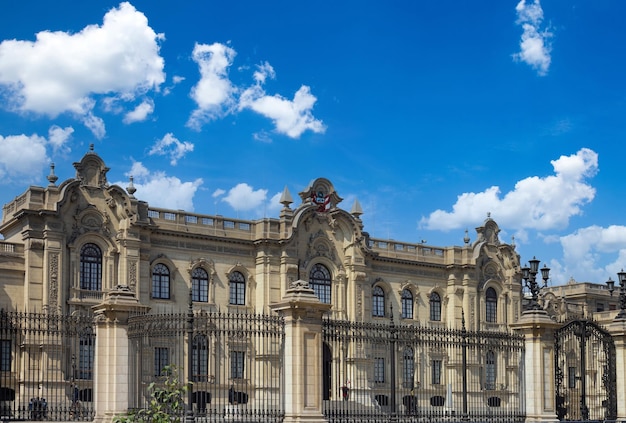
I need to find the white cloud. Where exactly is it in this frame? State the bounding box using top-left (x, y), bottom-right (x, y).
top-left (419, 148), bottom-right (598, 231)
top-left (118, 161), bottom-right (203, 211)
top-left (513, 0), bottom-right (552, 76)
top-left (268, 191), bottom-right (283, 214)
top-left (148, 133), bottom-right (194, 165)
top-left (163, 75), bottom-right (185, 95)
top-left (124, 100), bottom-right (154, 124)
top-left (0, 133), bottom-right (48, 182)
top-left (212, 188), bottom-right (225, 198)
top-left (0, 2), bottom-right (165, 137)
top-left (187, 42), bottom-right (237, 129)
top-left (48, 125), bottom-right (74, 154)
top-left (222, 183), bottom-right (268, 212)
top-left (556, 225), bottom-right (626, 284)
top-left (239, 84), bottom-right (326, 138)
top-left (253, 62), bottom-right (275, 85)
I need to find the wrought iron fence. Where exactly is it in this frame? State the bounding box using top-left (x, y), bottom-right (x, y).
top-left (128, 309), bottom-right (285, 422)
top-left (0, 309), bottom-right (95, 421)
top-left (322, 316), bottom-right (525, 423)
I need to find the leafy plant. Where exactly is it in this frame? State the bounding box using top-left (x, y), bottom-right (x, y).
top-left (114, 365), bottom-right (188, 423)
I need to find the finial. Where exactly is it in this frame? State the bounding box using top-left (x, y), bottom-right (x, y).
top-left (126, 175), bottom-right (136, 197)
top-left (279, 186), bottom-right (293, 209)
top-left (89, 143), bottom-right (94, 152)
top-left (351, 198), bottom-right (363, 218)
top-left (463, 228), bottom-right (470, 245)
top-left (47, 162), bottom-right (58, 186)
top-left (486, 212), bottom-right (491, 220)
top-left (511, 235), bottom-right (516, 250)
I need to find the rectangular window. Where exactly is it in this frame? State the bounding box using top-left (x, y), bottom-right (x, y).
top-left (148, 210), bottom-right (159, 218)
top-left (374, 357), bottom-right (385, 383)
top-left (164, 212), bottom-right (176, 221)
top-left (79, 337), bottom-right (95, 380)
top-left (231, 351), bottom-right (245, 379)
top-left (432, 359), bottom-right (442, 385)
top-left (185, 215), bottom-right (198, 224)
top-left (224, 221), bottom-right (235, 229)
top-left (568, 366), bottom-right (577, 389)
top-left (312, 285), bottom-right (331, 305)
top-left (202, 217), bottom-right (214, 225)
top-left (154, 347), bottom-right (169, 376)
top-left (0, 340), bottom-right (11, 372)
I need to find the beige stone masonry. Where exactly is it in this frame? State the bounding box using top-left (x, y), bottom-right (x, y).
top-left (511, 309), bottom-right (560, 423)
top-left (92, 286), bottom-right (150, 423)
top-left (270, 280), bottom-right (331, 423)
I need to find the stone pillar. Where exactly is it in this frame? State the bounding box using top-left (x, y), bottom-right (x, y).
top-left (510, 310), bottom-right (560, 423)
top-left (92, 286), bottom-right (149, 423)
top-left (608, 318), bottom-right (626, 421)
top-left (270, 279), bottom-right (332, 423)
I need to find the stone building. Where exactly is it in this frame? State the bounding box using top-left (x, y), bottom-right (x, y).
top-left (6, 147), bottom-right (612, 422)
top-left (0, 146), bottom-right (523, 329)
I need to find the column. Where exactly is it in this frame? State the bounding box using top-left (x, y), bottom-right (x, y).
top-left (92, 286), bottom-right (149, 423)
top-left (608, 318), bottom-right (626, 421)
top-left (510, 309), bottom-right (560, 423)
top-left (270, 279), bottom-right (332, 423)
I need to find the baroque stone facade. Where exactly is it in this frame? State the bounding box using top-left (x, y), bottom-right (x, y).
top-left (0, 147), bottom-right (524, 330)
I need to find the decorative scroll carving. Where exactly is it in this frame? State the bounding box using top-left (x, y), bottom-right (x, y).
top-left (128, 260), bottom-right (137, 289)
top-left (49, 253), bottom-right (59, 311)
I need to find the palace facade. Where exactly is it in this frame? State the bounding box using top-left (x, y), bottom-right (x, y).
top-left (0, 147), bottom-right (523, 330)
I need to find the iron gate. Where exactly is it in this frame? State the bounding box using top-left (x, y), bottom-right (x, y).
top-left (555, 319), bottom-right (616, 421)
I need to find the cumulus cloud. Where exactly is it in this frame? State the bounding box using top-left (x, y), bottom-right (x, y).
top-left (419, 148), bottom-right (598, 232)
top-left (0, 126), bottom-right (73, 183)
top-left (267, 191), bottom-right (283, 214)
top-left (187, 42), bottom-right (237, 129)
top-left (0, 2), bottom-right (165, 137)
top-left (124, 100), bottom-right (154, 124)
top-left (513, 0), bottom-right (552, 76)
top-left (186, 51), bottom-right (325, 138)
top-left (557, 225), bottom-right (626, 284)
top-left (118, 161), bottom-right (203, 211)
top-left (239, 83), bottom-right (326, 139)
top-left (222, 183), bottom-right (268, 212)
top-left (0, 134), bottom-right (49, 182)
top-left (148, 133), bottom-right (194, 165)
top-left (48, 125), bottom-right (74, 154)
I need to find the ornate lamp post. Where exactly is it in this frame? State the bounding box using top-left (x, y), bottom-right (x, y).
top-left (521, 257), bottom-right (550, 310)
top-left (606, 269), bottom-right (626, 319)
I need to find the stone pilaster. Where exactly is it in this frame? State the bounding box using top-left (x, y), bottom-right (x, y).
top-left (270, 279), bottom-right (331, 423)
top-left (608, 318), bottom-right (626, 421)
top-left (92, 286), bottom-right (149, 423)
top-left (510, 310), bottom-right (560, 423)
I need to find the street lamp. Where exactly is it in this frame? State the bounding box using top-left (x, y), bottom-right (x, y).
top-left (521, 257), bottom-right (550, 310)
top-left (606, 269), bottom-right (626, 319)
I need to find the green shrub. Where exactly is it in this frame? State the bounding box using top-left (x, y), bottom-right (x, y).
top-left (114, 365), bottom-right (188, 423)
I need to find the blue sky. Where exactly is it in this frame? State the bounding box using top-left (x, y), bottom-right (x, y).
top-left (0, 1), bottom-right (625, 286)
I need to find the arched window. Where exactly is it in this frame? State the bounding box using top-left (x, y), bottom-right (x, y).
top-left (429, 292), bottom-right (441, 321)
top-left (372, 286), bottom-right (385, 317)
top-left (192, 335), bottom-right (209, 382)
top-left (403, 347), bottom-right (415, 389)
top-left (309, 263), bottom-right (331, 304)
top-left (152, 263), bottom-right (170, 299)
top-left (485, 350), bottom-right (496, 390)
top-left (229, 271), bottom-right (246, 305)
top-left (80, 243), bottom-right (102, 291)
top-left (401, 289), bottom-right (413, 319)
top-left (192, 268), bottom-right (209, 302)
top-left (486, 287), bottom-right (497, 323)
